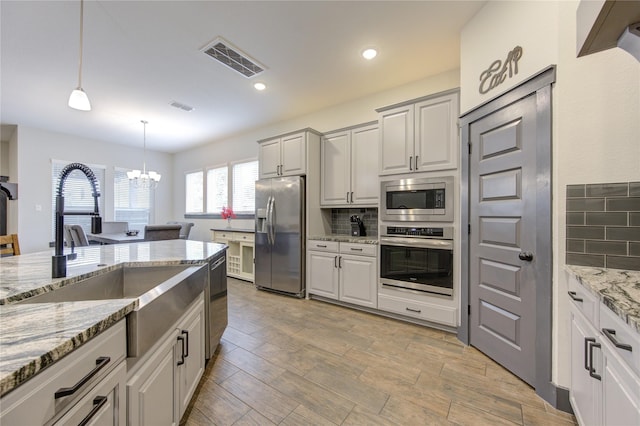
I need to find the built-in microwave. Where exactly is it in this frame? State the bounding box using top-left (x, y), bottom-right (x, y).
top-left (380, 176), bottom-right (454, 222)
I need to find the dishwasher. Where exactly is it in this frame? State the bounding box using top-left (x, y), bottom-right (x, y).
top-left (206, 250), bottom-right (228, 360)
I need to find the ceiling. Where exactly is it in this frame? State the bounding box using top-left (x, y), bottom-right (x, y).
top-left (1, 1), bottom-right (485, 153)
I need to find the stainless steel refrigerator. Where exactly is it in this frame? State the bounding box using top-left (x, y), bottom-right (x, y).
top-left (255, 176), bottom-right (305, 297)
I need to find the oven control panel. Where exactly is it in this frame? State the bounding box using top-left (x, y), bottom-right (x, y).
top-left (384, 226), bottom-right (448, 238)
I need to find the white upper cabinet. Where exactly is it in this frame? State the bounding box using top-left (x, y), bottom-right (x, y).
top-left (258, 131), bottom-right (308, 179)
top-left (321, 122), bottom-right (379, 206)
top-left (378, 90), bottom-right (459, 176)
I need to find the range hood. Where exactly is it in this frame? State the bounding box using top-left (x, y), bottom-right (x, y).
top-left (577, 0), bottom-right (640, 62)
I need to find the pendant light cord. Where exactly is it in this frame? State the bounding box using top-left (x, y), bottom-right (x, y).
top-left (77, 0), bottom-right (85, 88)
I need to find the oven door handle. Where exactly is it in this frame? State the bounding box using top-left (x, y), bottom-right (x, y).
top-left (380, 237), bottom-right (453, 250)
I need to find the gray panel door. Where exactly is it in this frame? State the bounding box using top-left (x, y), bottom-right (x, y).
top-left (469, 94), bottom-right (538, 386)
top-left (271, 176), bottom-right (304, 295)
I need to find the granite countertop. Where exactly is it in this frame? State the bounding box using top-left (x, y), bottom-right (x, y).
top-left (308, 235), bottom-right (379, 244)
top-left (566, 265), bottom-right (640, 334)
top-left (0, 239), bottom-right (226, 397)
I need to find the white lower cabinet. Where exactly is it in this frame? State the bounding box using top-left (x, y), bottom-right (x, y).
top-left (568, 277), bottom-right (640, 426)
top-left (127, 296), bottom-right (205, 426)
top-left (307, 241), bottom-right (377, 308)
top-left (0, 321), bottom-right (127, 426)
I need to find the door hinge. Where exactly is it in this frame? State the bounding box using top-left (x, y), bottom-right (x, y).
top-left (468, 305), bottom-right (471, 315)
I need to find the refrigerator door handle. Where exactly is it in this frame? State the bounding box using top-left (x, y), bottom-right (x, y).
top-left (267, 196), bottom-right (274, 245)
top-left (270, 196), bottom-right (276, 245)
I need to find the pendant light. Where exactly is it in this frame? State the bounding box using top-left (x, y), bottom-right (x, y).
top-left (127, 120), bottom-right (161, 188)
top-left (68, 0), bottom-right (91, 111)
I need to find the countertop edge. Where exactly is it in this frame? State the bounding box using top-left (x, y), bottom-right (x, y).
top-left (565, 265), bottom-right (640, 335)
top-left (0, 300), bottom-right (137, 397)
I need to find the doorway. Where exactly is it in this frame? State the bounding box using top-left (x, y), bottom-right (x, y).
top-left (459, 67), bottom-right (555, 403)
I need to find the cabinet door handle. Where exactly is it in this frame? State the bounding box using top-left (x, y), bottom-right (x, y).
top-left (406, 307), bottom-right (421, 313)
top-left (338, 256), bottom-right (342, 268)
top-left (568, 291), bottom-right (583, 302)
top-left (588, 340), bottom-right (601, 380)
top-left (78, 395), bottom-right (108, 426)
top-left (409, 156), bottom-right (413, 171)
top-left (54, 356), bottom-right (111, 399)
top-left (415, 155), bottom-right (419, 170)
top-left (182, 330), bottom-right (190, 358)
top-left (602, 328), bottom-right (633, 352)
top-left (334, 256), bottom-right (338, 268)
top-left (346, 192), bottom-right (350, 203)
top-left (177, 336), bottom-right (186, 366)
top-left (584, 337), bottom-right (595, 371)
top-left (350, 192), bottom-right (354, 203)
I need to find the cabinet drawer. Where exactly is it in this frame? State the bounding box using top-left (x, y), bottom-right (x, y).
top-left (378, 294), bottom-right (456, 327)
top-left (233, 232), bottom-right (255, 243)
top-left (308, 240), bottom-right (339, 252)
top-left (567, 274), bottom-right (599, 326)
top-left (340, 243), bottom-right (376, 257)
top-left (0, 321), bottom-right (126, 425)
top-left (213, 231), bottom-right (232, 242)
top-left (599, 304), bottom-right (640, 376)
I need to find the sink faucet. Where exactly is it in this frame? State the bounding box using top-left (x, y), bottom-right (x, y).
top-left (52, 163), bottom-right (102, 278)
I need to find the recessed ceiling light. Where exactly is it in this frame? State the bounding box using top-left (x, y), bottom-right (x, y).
top-left (362, 48), bottom-right (377, 60)
top-left (254, 82), bottom-right (267, 91)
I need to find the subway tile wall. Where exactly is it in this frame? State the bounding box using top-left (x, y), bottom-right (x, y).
top-left (330, 208), bottom-right (378, 237)
top-left (566, 182), bottom-right (640, 270)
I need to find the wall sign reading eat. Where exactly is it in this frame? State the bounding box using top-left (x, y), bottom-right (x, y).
top-left (479, 46), bottom-right (523, 94)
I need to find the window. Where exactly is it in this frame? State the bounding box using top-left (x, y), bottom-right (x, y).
top-left (114, 168), bottom-right (155, 230)
top-left (185, 159), bottom-right (258, 217)
top-left (185, 170), bottom-right (204, 213)
top-left (231, 160), bottom-right (259, 214)
top-left (51, 160), bottom-right (105, 240)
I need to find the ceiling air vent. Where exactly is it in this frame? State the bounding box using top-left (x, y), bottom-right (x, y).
top-left (202, 37), bottom-right (265, 78)
top-left (170, 101), bottom-right (194, 112)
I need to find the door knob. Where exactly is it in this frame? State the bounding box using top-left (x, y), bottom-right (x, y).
top-left (518, 252), bottom-right (534, 261)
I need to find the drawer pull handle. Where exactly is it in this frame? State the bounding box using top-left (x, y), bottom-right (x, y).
top-left (584, 337), bottom-right (595, 371)
top-left (567, 291), bottom-right (583, 302)
top-left (78, 396), bottom-right (108, 426)
top-left (350, 248), bottom-right (363, 251)
top-left (406, 307), bottom-right (421, 314)
top-left (602, 328), bottom-right (633, 352)
top-left (588, 340), bottom-right (601, 381)
top-left (317, 244), bottom-right (327, 248)
top-left (54, 356), bottom-right (111, 399)
top-left (182, 330), bottom-right (190, 358)
top-left (177, 336), bottom-right (186, 366)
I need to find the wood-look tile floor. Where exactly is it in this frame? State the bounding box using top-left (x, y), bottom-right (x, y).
top-left (184, 279), bottom-right (576, 426)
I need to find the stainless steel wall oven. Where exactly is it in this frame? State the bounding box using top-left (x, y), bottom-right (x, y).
top-left (379, 226), bottom-right (453, 296)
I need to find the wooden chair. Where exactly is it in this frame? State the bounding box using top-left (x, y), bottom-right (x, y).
top-left (0, 234), bottom-right (21, 256)
top-left (143, 225), bottom-right (181, 241)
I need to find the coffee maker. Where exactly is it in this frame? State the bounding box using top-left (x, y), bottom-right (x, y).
top-left (350, 215), bottom-right (365, 236)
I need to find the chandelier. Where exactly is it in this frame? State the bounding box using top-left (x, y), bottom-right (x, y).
top-left (127, 120), bottom-right (161, 189)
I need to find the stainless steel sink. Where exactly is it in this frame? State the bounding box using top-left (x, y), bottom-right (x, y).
top-left (17, 264), bottom-right (207, 358)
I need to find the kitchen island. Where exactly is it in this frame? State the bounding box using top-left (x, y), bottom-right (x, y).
top-left (0, 239), bottom-right (226, 398)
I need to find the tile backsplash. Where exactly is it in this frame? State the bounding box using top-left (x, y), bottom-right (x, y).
top-left (566, 182), bottom-right (640, 270)
top-left (330, 208), bottom-right (378, 237)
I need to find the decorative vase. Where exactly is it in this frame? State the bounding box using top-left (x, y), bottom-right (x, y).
top-left (226, 217), bottom-right (232, 228)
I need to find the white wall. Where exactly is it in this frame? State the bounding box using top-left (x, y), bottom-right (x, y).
top-left (15, 126), bottom-right (173, 253)
top-left (461, 0), bottom-right (640, 389)
top-left (174, 69), bottom-right (460, 242)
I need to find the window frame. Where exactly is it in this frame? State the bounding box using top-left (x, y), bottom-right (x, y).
top-left (184, 158), bottom-right (258, 219)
